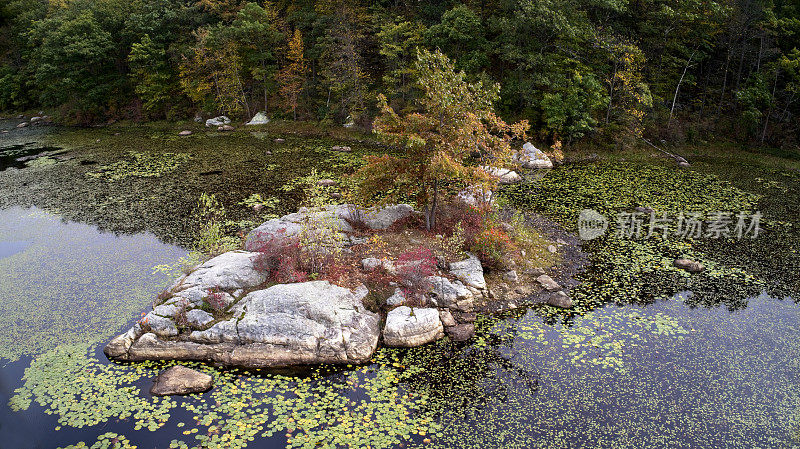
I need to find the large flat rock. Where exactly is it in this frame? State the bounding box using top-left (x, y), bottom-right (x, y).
top-left (244, 204), bottom-right (414, 251)
top-left (106, 280), bottom-right (380, 368)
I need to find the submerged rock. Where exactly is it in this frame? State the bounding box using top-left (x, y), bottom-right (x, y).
top-left (674, 258), bottom-right (704, 273)
top-left (150, 365), bottom-right (213, 396)
top-left (383, 306), bottom-right (443, 347)
top-left (106, 280), bottom-right (380, 368)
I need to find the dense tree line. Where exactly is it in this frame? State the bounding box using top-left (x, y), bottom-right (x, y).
top-left (1, 0), bottom-right (799, 147)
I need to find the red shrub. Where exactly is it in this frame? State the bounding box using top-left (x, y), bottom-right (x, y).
top-left (253, 233), bottom-right (309, 283)
top-left (470, 227), bottom-right (514, 267)
top-left (204, 287), bottom-right (227, 312)
top-left (434, 201), bottom-right (490, 249)
top-left (396, 247), bottom-right (437, 304)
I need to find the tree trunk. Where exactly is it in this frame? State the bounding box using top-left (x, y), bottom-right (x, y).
top-left (761, 69), bottom-right (779, 144)
top-left (426, 180), bottom-right (438, 231)
top-left (669, 49), bottom-right (697, 126)
top-left (606, 62), bottom-right (617, 124)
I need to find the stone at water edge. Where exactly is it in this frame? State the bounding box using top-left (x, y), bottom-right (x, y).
top-left (383, 306), bottom-right (444, 347)
top-left (427, 276), bottom-right (474, 311)
top-left (448, 253), bottom-right (486, 290)
top-left (16, 122), bottom-right (28, 128)
top-left (150, 365), bottom-right (213, 396)
top-left (537, 274), bottom-right (561, 292)
top-left (674, 258), bottom-right (705, 273)
top-left (547, 291), bottom-right (573, 308)
top-left (246, 112), bottom-right (270, 125)
top-left (446, 324), bottom-right (475, 342)
top-left (439, 309), bottom-right (457, 327)
top-left (515, 142), bottom-right (554, 169)
top-left (205, 116), bottom-right (230, 127)
top-left (482, 166), bottom-right (522, 185)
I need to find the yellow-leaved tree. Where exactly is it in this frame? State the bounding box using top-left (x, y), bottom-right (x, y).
top-left (356, 49), bottom-right (529, 230)
top-left (277, 29), bottom-right (307, 120)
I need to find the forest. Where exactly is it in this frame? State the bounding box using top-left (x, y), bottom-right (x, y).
top-left (1, 0), bottom-right (799, 148)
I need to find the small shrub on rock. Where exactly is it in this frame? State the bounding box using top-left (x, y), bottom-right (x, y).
top-left (396, 247), bottom-right (437, 305)
top-left (253, 233), bottom-right (308, 283)
top-left (203, 287), bottom-right (227, 312)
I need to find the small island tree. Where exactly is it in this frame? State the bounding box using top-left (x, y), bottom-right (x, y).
top-left (356, 48), bottom-right (529, 230)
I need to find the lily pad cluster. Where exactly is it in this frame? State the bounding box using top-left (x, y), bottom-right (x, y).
top-left (502, 162), bottom-right (766, 314)
top-left (86, 151), bottom-right (192, 181)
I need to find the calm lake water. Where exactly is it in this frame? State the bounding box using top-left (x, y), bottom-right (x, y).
top-left (1, 122), bottom-right (799, 448)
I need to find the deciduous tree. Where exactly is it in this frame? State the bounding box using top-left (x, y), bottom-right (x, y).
top-left (357, 49), bottom-right (529, 230)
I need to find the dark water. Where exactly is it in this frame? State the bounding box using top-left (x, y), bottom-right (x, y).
top-left (0, 126), bottom-right (799, 448)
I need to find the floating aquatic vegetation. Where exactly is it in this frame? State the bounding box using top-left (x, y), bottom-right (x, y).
top-left (400, 298), bottom-right (800, 449)
top-left (87, 152), bottom-right (191, 181)
top-left (10, 341), bottom-right (441, 449)
top-left (0, 207), bottom-right (184, 361)
top-left (9, 343), bottom-right (177, 430)
top-left (58, 433), bottom-right (137, 449)
top-left (503, 162), bottom-right (765, 314)
top-left (490, 308), bottom-right (688, 372)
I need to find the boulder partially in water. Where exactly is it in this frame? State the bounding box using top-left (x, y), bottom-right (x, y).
top-left (150, 365), bottom-right (213, 396)
top-left (515, 142), bottom-right (553, 169)
top-left (105, 278), bottom-right (380, 368)
top-left (383, 306), bottom-right (443, 347)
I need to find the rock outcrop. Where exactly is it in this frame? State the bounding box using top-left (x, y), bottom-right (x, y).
top-left (448, 253), bottom-right (486, 290)
top-left (105, 279), bottom-right (380, 368)
top-left (246, 112), bottom-right (270, 125)
top-left (244, 204), bottom-right (414, 251)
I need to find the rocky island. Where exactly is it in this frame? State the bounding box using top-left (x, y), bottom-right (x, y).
top-left (105, 199), bottom-right (572, 368)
